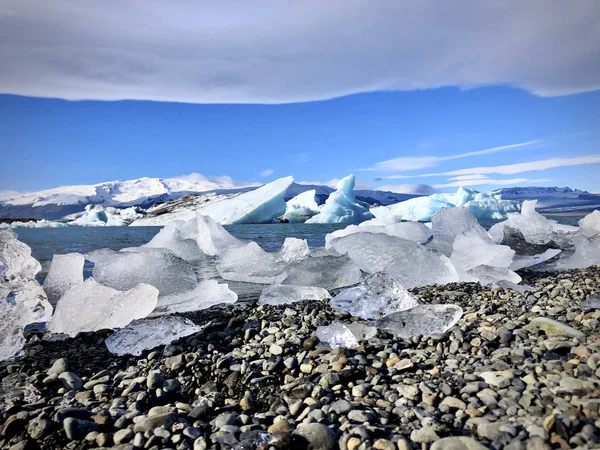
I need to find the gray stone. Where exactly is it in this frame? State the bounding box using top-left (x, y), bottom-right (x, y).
top-left (63, 418), bottom-right (98, 440)
top-left (58, 372), bottom-right (83, 391)
top-left (27, 418), bottom-right (52, 440)
top-left (330, 399), bottom-right (352, 415)
top-left (410, 427), bottom-right (440, 443)
top-left (293, 423), bottom-right (337, 450)
top-left (431, 437), bottom-right (488, 450)
top-left (47, 358), bottom-right (68, 376)
top-left (114, 429), bottom-right (134, 444)
top-left (132, 413), bottom-right (176, 433)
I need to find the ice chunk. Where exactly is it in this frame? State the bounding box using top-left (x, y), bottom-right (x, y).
top-left (345, 322), bottom-right (378, 341)
top-left (258, 284), bottom-right (331, 306)
top-left (217, 242), bottom-right (286, 284)
top-left (579, 210), bottom-right (600, 237)
top-left (329, 233), bottom-right (459, 289)
top-left (554, 234), bottom-right (600, 269)
top-left (47, 278), bottom-right (158, 336)
top-left (106, 316), bottom-right (201, 356)
top-left (43, 253), bottom-right (85, 304)
top-left (283, 255), bottom-right (362, 290)
top-left (68, 205), bottom-right (144, 226)
top-left (282, 190), bottom-right (320, 223)
top-left (306, 175), bottom-right (374, 224)
top-left (451, 229), bottom-right (515, 273)
top-left (190, 214), bottom-right (244, 256)
top-left (143, 221), bottom-right (205, 262)
top-left (194, 176), bottom-right (294, 224)
top-left (150, 280), bottom-right (237, 316)
top-left (429, 207), bottom-right (485, 256)
top-left (330, 273), bottom-right (419, 319)
top-left (277, 238), bottom-right (310, 263)
top-left (492, 200), bottom-right (555, 245)
top-left (92, 249), bottom-right (197, 295)
top-left (325, 221), bottom-right (431, 250)
top-left (0, 230), bottom-right (42, 280)
top-left (375, 304), bottom-right (463, 338)
top-left (315, 322), bottom-right (360, 349)
top-left (0, 219), bottom-right (68, 229)
top-left (509, 249), bottom-right (562, 271)
top-left (465, 266), bottom-right (522, 286)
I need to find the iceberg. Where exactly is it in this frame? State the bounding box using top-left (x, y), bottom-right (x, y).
top-left (150, 280), bottom-right (237, 316)
top-left (217, 242), bottom-right (287, 284)
top-left (329, 233), bottom-right (459, 289)
top-left (0, 219), bottom-right (68, 229)
top-left (281, 190), bottom-right (320, 223)
top-left (325, 221), bottom-right (431, 250)
top-left (277, 238), bottom-right (310, 263)
top-left (68, 205), bottom-right (144, 226)
top-left (283, 255), bottom-right (362, 290)
top-left (306, 175), bottom-right (374, 224)
top-left (105, 316), bottom-right (201, 356)
top-left (375, 304), bottom-right (463, 338)
top-left (47, 278), bottom-right (158, 336)
top-left (43, 253), bottom-right (85, 304)
top-left (258, 284), bottom-right (331, 306)
top-left (192, 214), bottom-right (245, 256)
top-left (371, 187), bottom-right (519, 222)
top-left (91, 249), bottom-right (197, 296)
top-left (330, 273), bottom-right (419, 319)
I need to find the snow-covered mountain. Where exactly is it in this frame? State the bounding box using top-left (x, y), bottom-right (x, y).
top-left (499, 187), bottom-right (600, 213)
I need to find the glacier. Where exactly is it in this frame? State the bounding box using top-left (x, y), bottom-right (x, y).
top-left (281, 190), bottom-right (320, 223)
top-left (306, 175), bottom-right (374, 224)
top-left (371, 187), bottom-right (519, 222)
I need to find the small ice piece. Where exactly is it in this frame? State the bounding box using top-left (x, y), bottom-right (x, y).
top-left (429, 207), bottom-right (486, 256)
top-left (509, 249), bottom-right (562, 271)
top-left (217, 242), bottom-right (286, 284)
top-left (151, 280), bottom-right (238, 316)
top-left (143, 222), bottom-right (205, 262)
top-left (493, 280), bottom-right (536, 294)
top-left (277, 238), bottom-right (310, 263)
top-left (582, 295), bottom-right (600, 311)
top-left (315, 321), bottom-right (360, 349)
top-left (495, 200), bottom-right (555, 245)
top-left (466, 266), bottom-right (522, 286)
top-left (554, 234), bottom-right (600, 269)
top-left (579, 210), bottom-right (600, 237)
top-left (43, 253), bottom-right (85, 304)
top-left (258, 284), bottom-right (331, 306)
top-left (105, 316), bottom-right (201, 356)
top-left (306, 175), bottom-right (374, 224)
top-left (345, 322), bottom-right (378, 341)
top-left (283, 255), bottom-right (362, 290)
top-left (330, 273), bottom-right (419, 319)
top-left (375, 304), bottom-right (463, 338)
top-left (282, 190), bottom-right (320, 223)
top-left (92, 249), bottom-right (197, 295)
top-left (47, 278), bottom-right (158, 336)
top-left (451, 229), bottom-right (515, 274)
top-left (325, 221), bottom-right (431, 250)
top-left (329, 233), bottom-right (459, 289)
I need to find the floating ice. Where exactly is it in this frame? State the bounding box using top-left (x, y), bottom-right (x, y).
top-left (193, 176), bottom-right (294, 224)
top-left (306, 175), bottom-right (374, 224)
top-left (329, 233), bottom-right (459, 289)
top-left (150, 280), bottom-right (237, 316)
top-left (315, 321), bottom-right (360, 349)
top-left (43, 253), bottom-right (85, 304)
top-left (509, 249), bottom-right (562, 271)
top-left (69, 205), bottom-right (144, 226)
top-left (375, 304), bottom-right (463, 338)
top-left (282, 190), bottom-right (320, 223)
top-left (258, 284), bottom-right (331, 306)
top-left (283, 255), bottom-right (362, 290)
top-left (0, 219), bottom-right (68, 229)
top-left (325, 221), bottom-right (431, 250)
top-left (371, 187), bottom-right (518, 222)
top-left (277, 238), bottom-right (310, 263)
top-left (106, 316), bottom-right (201, 356)
top-left (92, 249), bottom-right (197, 296)
top-left (47, 278), bottom-right (158, 336)
top-left (330, 273), bottom-right (419, 319)
top-left (217, 242), bottom-right (286, 284)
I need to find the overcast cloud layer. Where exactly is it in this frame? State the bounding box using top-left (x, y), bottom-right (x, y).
top-left (1, 0), bottom-right (600, 103)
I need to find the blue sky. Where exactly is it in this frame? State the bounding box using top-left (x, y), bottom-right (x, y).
top-left (1, 1), bottom-right (599, 194)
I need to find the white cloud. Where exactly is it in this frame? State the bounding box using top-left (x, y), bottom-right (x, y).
top-left (433, 177), bottom-right (553, 189)
top-left (377, 184), bottom-right (435, 195)
top-left (382, 155), bottom-right (600, 179)
top-left (363, 140), bottom-right (542, 172)
top-left (260, 169), bottom-right (274, 177)
top-left (1, 1), bottom-right (599, 103)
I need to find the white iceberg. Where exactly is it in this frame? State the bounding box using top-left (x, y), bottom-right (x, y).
top-left (306, 175), bottom-right (374, 224)
top-left (105, 316), bottom-right (201, 356)
top-left (68, 205), bottom-right (144, 226)
top-left (150, 280), bottom-right (237, 316)
top-left (330, 273), bottom-right (419, 319)
top-left (0, 219), bottom-right (68, 229)
top-left (281, 190), bottom-right (320, 223)
top-left (375, 304), bottom-right (463, 338)
top-left (47, 278), bottom-right (158, 336)
top-left (258, 284), bottom-right (331, 306)
top-left (43, 253), bottom-right (85, 304)
top-left (283, 255), bottom-right (362, 290)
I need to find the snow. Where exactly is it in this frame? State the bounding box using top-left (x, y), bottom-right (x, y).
top-left (105, 316), bottom-right (201, 356)
top-left (305, 175), bottom-right (374, 224)
top-left (282, 190), bottom-right (320, 223)
top-left (375, 304), bottom-right (463, 338)
top-left (258, 284), bottom-right (331, 306)
top-left (330, 273), bottom-right (419, 319)
top-left (150, 280), bottom-right (237, 317)
top-left (43, 253), bottom-right (85, 304)
top-left (371, 187), bottom-right (519, 222)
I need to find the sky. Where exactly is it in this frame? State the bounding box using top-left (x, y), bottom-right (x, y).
top-left (1, 0), bottom-right (599, 195)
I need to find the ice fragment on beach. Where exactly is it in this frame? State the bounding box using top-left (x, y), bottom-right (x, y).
top-left (315, 322), bottom-right (360, 349)
top-left (451, 229), bottom-right (515, 273)
top-left (92, 249), bottom-right (197, 295)
top-left (217, 242), bottom-right (286, 284)
top-left (191, 214), bottom-right (244, 256)
top-left (375, 304), bottom-right (463, 338)
top-left (143, 221), bottom-right (206, 262)
top-left (43, 253), bottom-right (85, 304)
top-left (150, 280), bottom-right (237, 317)
top-left (282, 190), bottom-right (320, 223)
top-left (509, 249), bottom-right (562, 271)
top-left (329, 233), bottom-right (459, 289)
top-left (465, 266), bottom-right (522, 286)
top-left (258, 284), bottom-right (331, 306)
top-left (325, 221), bottom-right (431, 250)
top-left (283, 255), bottom-right (362, 290)
top-left (277, 238), bottom-right (310, 263)
top-left (106, 316), bottom-right (201, 356)
top-left (491, 200), bottom-right (555, 246)
top-left (493, 280), bottom-right (536, 294)
top-left (330, 273), bottom-right (419, 319)
top-left (553, 234), bottom-right (600, 269)
top-left (579, 210), bottom-right (600, 237)
top-left (306, 175), bottom-right (373, 224)
top-left (429, 207), bottom-right (484, 256)
top-left (47, 278), bottom-right (158, 336)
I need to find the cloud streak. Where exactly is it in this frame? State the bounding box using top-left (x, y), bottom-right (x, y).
top-left (432, 177), bottom-right (553, 189)
top-left (0, 1), bottom-right (599, 103)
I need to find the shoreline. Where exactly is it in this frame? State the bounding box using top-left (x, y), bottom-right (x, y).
top-left (1, 267), bottom-right (599, 449)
